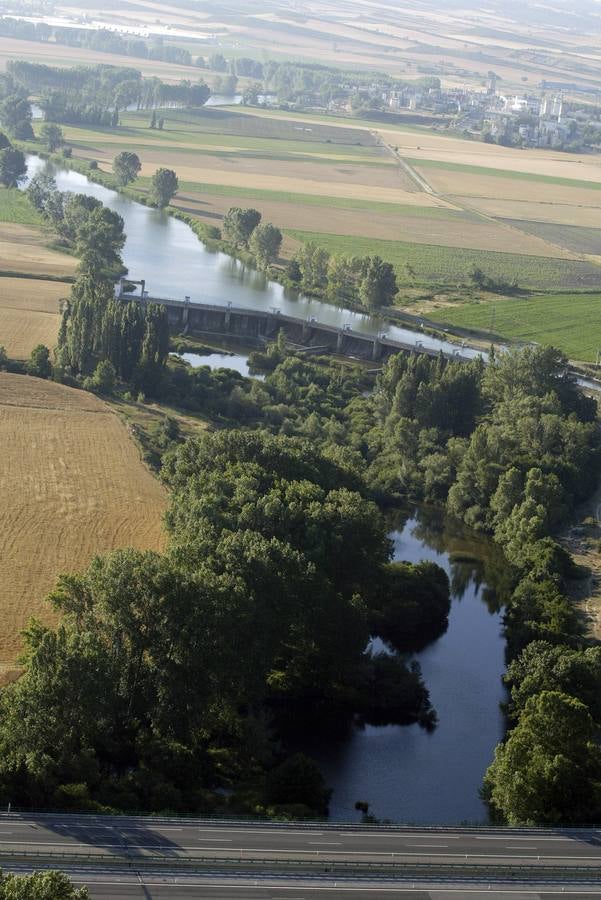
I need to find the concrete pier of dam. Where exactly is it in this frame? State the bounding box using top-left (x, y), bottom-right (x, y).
top-left (118, 281), bottom-right (470, 363)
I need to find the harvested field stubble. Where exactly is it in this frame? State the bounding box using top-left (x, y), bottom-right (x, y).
top-left (0, 374), bottom-right (167, 665)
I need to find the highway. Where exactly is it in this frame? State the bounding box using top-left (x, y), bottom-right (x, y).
top-left (0, 815), bottom-right (600, 866)
top-left (0, 814), bottom-right (599, 897)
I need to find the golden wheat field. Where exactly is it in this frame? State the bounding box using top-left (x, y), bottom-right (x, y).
top-left (0, 223), bottom-right (77, 277)
top-left (0, 373), bottom-right (167, 667)
top-left (0, 277), bottom-right (67, 359)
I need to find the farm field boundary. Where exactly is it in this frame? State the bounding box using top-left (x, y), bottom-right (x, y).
top-left (287, 230), bottom-right (601, 290)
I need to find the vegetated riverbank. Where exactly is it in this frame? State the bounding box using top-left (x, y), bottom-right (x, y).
top-left (25, 147), bottom-right (481, 353)
top-left (310, 504), bottom-right (507, 824)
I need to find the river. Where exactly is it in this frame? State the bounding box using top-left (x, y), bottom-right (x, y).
top-left (23, 156), bottom-right (506, 824)
top-left (24, 156), bottom-right (482, 359)
top-left (314, 508), bottom-right (507, 825)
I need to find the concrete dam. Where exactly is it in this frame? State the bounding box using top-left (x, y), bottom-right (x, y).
top-left (120, 281), bottom-right (470, 363)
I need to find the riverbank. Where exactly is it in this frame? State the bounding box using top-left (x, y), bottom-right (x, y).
top-left (25, 147), bottom-right (486, 355)
top-left (562, 479), bottom-right (601, 642)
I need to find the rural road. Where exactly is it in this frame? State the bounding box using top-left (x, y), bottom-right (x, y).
top-left (0, 813), bottom-right (600, 897)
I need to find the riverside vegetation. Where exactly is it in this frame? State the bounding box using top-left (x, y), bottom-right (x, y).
top-left (1, 138), bottom-right (600, 825)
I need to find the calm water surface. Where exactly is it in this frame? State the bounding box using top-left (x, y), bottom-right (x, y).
top-left (312, 508), bottom-right (507, 825)
top-left (177, 350), bottom-right (260, 378)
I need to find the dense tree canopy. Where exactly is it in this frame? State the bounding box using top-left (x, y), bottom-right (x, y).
top-left (483, 692), bottom-right (601, 824)
top-left (0, 870), bottom-right (89, 899)
top-left (0, 146), bottom-right (26, 188)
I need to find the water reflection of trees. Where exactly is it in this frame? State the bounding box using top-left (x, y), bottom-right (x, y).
top-left (388, 505), bottom-right (513, 614)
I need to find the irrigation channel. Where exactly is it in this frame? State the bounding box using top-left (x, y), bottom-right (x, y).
top-left (24, 157), bottom-right (506, 824)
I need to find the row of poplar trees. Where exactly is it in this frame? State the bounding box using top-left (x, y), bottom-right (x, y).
top-left (57, 276), bottom-right (169, 393)
top-left (27, 172), bottom-right (170, 393)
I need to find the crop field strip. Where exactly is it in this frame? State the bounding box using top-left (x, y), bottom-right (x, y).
top-left (0, 188), bottom-right (77, 357)
top-left (406, 157), bottom-right (601, 191)
top-left (0, 278), bottom-right (67, 359)
top-left (0, 374), bottom-right (167, 667)
top-left (429, 293), bottom-right (601, 363)
top-left (286, 230), bottom-right (601, 290)
top-left (500, 220), bottom-right (601, 256)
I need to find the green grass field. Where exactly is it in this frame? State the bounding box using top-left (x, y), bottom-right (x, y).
top-left (406, 157), bottom-right (601, 191)
top-left (0, 188), bottom-right (42, 225)
top-left (286, 230), bottom-right (601, 290)
top-left (429, 293), bottom-right (601, 361)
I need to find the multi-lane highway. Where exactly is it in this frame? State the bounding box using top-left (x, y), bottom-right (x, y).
top-left (0, 813), bottom-right (599, 898)
top-left (0, 814), bottom-right (600, 866)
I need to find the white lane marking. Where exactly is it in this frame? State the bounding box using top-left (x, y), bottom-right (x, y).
top-left (506, 845), bottom-right (537, 850)
top-left (475, 834), bottom-right (583, 842)
top-left (194, 828), bottom-right (325, 837)
top-left (307, 841), bottom-right (342, 846)
top-left (337, 832), bottom-right (462, 839)
top-left (406, 843), bottom-right (449, 848)
top-left (186, 838), bottom-right (231, 842)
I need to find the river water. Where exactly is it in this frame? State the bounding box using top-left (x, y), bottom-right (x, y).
top-left (23, 156), bottom-right (506, 823)
top-left (24, 156), bottom-right (482, 359)
top-left (315, 508), bottom-right (507, 825)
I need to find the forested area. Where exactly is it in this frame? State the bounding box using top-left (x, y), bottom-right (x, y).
top-left (0, 60), bottom-right (210, 129)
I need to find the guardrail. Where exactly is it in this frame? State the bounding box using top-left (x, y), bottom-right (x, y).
top-left (0, 849), bottom-right (599, 884)
top-left (1, 810), bottom-right (599, 836)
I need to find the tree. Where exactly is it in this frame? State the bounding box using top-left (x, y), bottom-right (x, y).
top-left (149, 110), bottom-right (157, 129)
top-left (506, 642), bottom-right (601, 723)
top-left (266, 753), bottom-right (331, 816)
top-left (113, 151), bottom-right (141, 186)
top-left (296, 242), bottom-right (329, 292)
top-left (327, 254), bottom-right (361, 304)
top-left (0, 870), bottom-right (90, 899)
top-left (371, 561), bottom-right (450, 652)
top-left (249, 222), bottom-right (282, 266)
top-left (85, 359), bottom-right (116, 395)
top-left (359, 256), bottom-right (397, 308)
top-left (150, 167), bottom-right (178, 207)
top-left (209, 53), bottom-right (227, 72)
top-left (75, 205), bottom-right (126, 277)
top-left (0, 95), bottom-right (34, 140)
top-left (26, 344), bottom-right (52, 379)
top-left (483, 691), bottom-right (601, 824)
top-left (0, 147), bottom-right (27, 188)
top-left (222, 207), bottom-right (261, 247)
top-left (0, 132), bottom-right (9, 150)
top-left (40, 122), bottom-right (64, 152)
